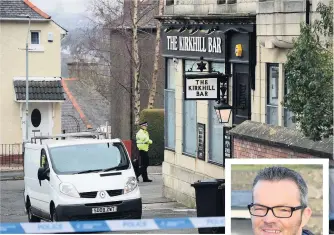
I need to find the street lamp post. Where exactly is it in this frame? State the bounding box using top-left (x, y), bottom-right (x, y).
top-left (20, 15), bottom-right (31, 141)
top-left (214, 69), bottom-right (233, 125)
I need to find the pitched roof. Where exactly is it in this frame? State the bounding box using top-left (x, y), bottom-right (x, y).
top-left (61, 78), bottom-right (110, 132)
top-left (13, 80), bottom-right (65, 101)
top-left (61, 93), bottom-right (89, 133)
top-left (0, 0), bottom-right (50, 19)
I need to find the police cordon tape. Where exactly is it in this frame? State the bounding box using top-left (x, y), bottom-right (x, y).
top-left (0, 216), bottom-right (225, 234)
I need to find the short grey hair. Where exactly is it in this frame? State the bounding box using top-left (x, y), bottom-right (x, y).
top-left (252, 166), bottom-right (308, 206)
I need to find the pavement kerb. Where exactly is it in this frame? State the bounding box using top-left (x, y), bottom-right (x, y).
top-left (0, 176), bottom-right (24, 181)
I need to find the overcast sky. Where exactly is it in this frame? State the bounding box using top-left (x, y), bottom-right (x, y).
top-left (29, 0), bottom-right (93, 29)
top-left (30, 0), bottom-right (90, 15)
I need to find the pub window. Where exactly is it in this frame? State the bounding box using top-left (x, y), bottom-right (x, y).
top-left (208, 63), bottom-right (225, 165)
top-left (166, 0), bottom-right (174, 6)
top-left (217, 0), bottom-right (226, 4)
top-left (182, 60), bottom-right (199, 157)
top-left (266, 64), bottom-right (279, 125)
top-left (165, 59), bottom-right (176, 150)
top-left (183, 97), bottom-right (197, 156)
top-left (283, 69), bottom-right (296, 128)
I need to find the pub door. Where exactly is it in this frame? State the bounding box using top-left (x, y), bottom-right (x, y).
top-left (233, 64), bottom-right (251, 125)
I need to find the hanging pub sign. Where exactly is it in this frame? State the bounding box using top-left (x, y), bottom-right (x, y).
top-left (184, 73), bottom-right (223, 100)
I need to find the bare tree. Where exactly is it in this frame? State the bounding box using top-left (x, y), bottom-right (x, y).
top-left (132, 0), bottom-right (141, 125)
top-left (147, 0), bottom-right (163, 109)
top-left (64, 0), bottom-right (162, 138)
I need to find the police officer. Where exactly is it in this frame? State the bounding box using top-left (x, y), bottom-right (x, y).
top-left (136, 121), bottom-right (153, 182)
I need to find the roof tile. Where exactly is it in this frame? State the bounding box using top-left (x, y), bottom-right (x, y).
top-left (13, 80), bottom-right (65, 100)
top-left (0, 0), bottom-right (46, 19)
top-left (61, 79), bottom-right (110, 131)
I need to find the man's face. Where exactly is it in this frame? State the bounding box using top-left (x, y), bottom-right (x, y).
top-left (142, 125), bottom-right (147, 130)
top-left (251, 180), bottom-right (312, 235)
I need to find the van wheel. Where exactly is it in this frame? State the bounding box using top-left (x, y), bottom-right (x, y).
top-left (27, 204), bottom-right (40, 222)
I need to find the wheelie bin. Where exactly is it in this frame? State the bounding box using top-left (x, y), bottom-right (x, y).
top-left (191, 179), bottom-right (225, 234)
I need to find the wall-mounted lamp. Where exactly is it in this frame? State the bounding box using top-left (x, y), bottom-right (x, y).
top-left (214, 102), bottom-right (233, 124)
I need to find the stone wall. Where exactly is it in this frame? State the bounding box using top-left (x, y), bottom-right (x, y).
top-left (233, 138), bottom-right (314, 159)
top-left (164, 0), bottom-right (257, 15)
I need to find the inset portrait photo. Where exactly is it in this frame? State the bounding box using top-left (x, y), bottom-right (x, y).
top-left (225, 158), bottom-right (329, 235)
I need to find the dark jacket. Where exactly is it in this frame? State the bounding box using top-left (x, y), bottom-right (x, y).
top-left (302, 229), bottom-right (314, 235)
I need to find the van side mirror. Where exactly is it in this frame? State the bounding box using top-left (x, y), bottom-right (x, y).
top-left (38, 167), bottom-right (50, 181)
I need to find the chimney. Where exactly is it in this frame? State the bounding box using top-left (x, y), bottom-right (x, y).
top-left (123, 0), bottom-right (132, 20)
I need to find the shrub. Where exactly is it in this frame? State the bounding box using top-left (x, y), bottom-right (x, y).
top-left (139, 109), bottom-right (164, 165)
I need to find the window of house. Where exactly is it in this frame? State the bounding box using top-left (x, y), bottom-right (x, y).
top-left (266, 64), bottom-right (279, 125)
top-left (283, 71), bottom-right (296, 128)
top-left (165, 59), bottom-right (176, 150)
top-left (31, 31), bottom-right (40, 44)
top-left (183, 60), bottom-right (198, 156)
top-left (31, 109), bottom-right (41, 127)
top-left (208, 62), bottom-right (225, 165)
top-left (218, 0), bottom-right (236, 4)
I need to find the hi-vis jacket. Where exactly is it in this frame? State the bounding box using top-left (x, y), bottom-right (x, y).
top-left (136, 129), bottom-right (153, 152)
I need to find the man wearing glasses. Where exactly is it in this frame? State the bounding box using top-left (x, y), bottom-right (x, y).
top-left (248, 166), bottom-right (313, 235)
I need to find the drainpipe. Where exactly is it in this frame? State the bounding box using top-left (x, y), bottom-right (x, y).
top-left (306, 0), bottom-right (310, 25)
top-left (25, 15), bottom-right (31, 142)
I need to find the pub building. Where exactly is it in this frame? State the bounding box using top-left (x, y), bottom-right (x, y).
top-left (155, 14), bottom-right (256, 207)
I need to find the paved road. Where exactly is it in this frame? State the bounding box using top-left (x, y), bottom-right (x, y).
top-left (0, 175), bottom-right (199, 234)
top-left (0, 172), bottom-right (252, 234)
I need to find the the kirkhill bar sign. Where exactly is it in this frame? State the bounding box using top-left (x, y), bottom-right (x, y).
top-left (184, 74), bottom-right (221, 100)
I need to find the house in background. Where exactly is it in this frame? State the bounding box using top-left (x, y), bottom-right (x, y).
top-left (61, 77), bottom-right (110, 134)
top-left (62, 0), bottom-right (165, 141)
top-left (0, 0), bottom-right (67, 144)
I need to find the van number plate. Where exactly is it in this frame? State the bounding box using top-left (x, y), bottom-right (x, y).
top-left (92, 206), bottom-right (117, 214)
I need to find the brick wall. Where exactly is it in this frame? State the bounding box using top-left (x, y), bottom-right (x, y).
top-left (229, 121), bottom-right (333, 160)
top-left (233, 138), bottom-right (314, 159)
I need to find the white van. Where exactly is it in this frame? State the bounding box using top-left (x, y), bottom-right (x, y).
top-left (23, 135), bottom-right (141, 222)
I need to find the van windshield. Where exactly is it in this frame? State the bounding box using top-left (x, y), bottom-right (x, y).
top-left (48, 143), bottom-right (129, 174)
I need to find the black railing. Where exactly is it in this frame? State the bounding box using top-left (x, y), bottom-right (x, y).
top-left (0, 144), bottom-right (23, 167)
